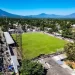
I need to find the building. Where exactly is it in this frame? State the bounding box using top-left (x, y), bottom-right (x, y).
top-left (71, 24), bottom-right (75, 28)
top-left (4, 32), bottom-right (19, 74)
top-left (8, 29), bottom-right (15, 34)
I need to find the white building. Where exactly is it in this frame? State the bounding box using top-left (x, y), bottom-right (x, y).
top-left (71, 24), bottom-right (75, 28)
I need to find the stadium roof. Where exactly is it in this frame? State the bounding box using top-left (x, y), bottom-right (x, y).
top-left (4, 32), bottom-right (14, 44)
top-left (7, 46), bottom-right (19, 73)
top-left (11, 56), bottom-right (19, 73)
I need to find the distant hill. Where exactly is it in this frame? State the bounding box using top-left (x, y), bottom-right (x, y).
top-left (29, 13), bottom-right (64, 18)
top-left (0, 9), bottom-right (27, 18)
top-left (65, 13), bottom-right (75, 18)
top-left (0, 9), bottom-right (75, 18)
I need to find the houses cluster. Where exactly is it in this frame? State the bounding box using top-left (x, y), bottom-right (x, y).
top-left (8, 24), bottom-right (40, 34)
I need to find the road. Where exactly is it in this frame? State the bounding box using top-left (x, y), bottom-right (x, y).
top-left (37, 57), bottom-right (71, 75)
top-left (46, 58), bottom-right (71, 75)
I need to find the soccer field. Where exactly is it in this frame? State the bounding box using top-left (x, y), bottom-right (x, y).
top-left (21, 32), bottom-right (67, 59)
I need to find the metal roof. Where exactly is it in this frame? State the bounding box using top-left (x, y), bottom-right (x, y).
top-left (4, 32), bottom-right (14, 44)
top-left (7, 46), bottom-right (19, 73)
top-left (11, 56), bottom-right (19, 73)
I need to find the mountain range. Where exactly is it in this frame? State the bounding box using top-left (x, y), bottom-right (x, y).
top-left (0, 9), bottom-right (75, 18)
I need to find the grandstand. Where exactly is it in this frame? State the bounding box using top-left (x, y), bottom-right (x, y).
top-left (4, 32), bottom-right (19, 74)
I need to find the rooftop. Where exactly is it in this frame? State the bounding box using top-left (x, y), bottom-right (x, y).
top-left (4, 32), bottom-right (14, 44)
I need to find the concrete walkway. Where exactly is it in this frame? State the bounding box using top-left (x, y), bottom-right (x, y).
top-left (37, 58), bottom-right (71, 75)
top-left (52, 54), bottom-right (75, 75)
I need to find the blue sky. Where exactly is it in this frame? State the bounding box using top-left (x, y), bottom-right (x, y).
top-left (0, 0), bottom-right (75, 15)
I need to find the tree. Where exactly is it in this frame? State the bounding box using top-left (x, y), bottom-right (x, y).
top-left (48, 29), bottom-right (53, 33)
top-left (72, 32), bottom-right (75, 41)
top-left (62, 28), bottom-right (72, 38)
top-left (21, 59), bottom-right (44, 75)
top-left (64, 43), bottom-right (75, 61)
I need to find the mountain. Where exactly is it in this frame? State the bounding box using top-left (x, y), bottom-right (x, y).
top-left (65, 13), bottom-right (75, 18)
top-left (0, 9), bottom-right (26, 18)
top-left (29, 13), bottom-right (63, 18)
top-left (0, 9), bottom-right (75, 18)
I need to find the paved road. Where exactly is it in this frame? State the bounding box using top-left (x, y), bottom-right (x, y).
top-left (37, 57), bottom-right (71, 75)
top-left (45, 58), bottom-right (71, 75)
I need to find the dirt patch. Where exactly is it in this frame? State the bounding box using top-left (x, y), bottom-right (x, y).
top-left (65, 60), bottom-right (75, 69)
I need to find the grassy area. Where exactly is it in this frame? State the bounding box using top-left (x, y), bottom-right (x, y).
top-left (13, 32), bottom-right (67, 59)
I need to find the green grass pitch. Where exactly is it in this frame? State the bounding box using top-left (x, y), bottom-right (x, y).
top-left (20, 32), bottom-right (67, 59)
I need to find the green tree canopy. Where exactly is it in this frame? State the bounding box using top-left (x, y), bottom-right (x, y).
top-left (22, 59), bottom-right (44, 75)
top-left (64, 43), bottom-right (75, 61)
